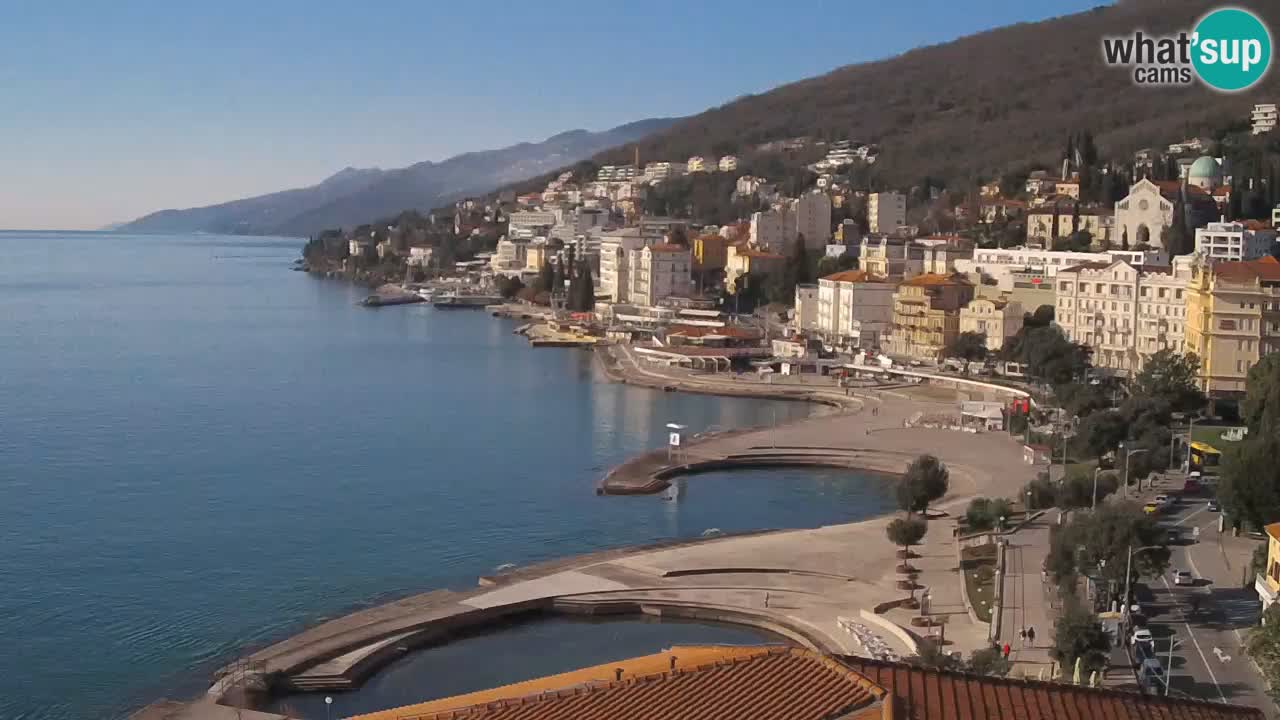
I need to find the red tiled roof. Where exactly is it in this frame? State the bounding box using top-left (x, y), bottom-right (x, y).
top-left (823, 270), bottom-right (887, 283)
top-left (390, 647), bottom-right (886, 720)
top-left (902, 273), bottom-right (970, 287)
top-left (1212, 255), bottom-right (1280, 282)
top-left (842, 656), bottom-right (1263, 720)
top-left (1266, 522), bottom-right (1280, 542)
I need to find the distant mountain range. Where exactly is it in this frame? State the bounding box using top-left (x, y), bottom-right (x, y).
top-left (115, 118), bottom-right (678, 237)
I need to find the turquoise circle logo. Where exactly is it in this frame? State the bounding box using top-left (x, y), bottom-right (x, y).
top-left (1192, 8), bottom-right (1272, 92)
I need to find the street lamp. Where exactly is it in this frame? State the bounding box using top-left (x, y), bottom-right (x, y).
top-left (325, 696), bottom-right (333, 720)
top-left (1122, 448), bottom-right (1149, 499)
top-left (1093, 467), bottom-right (1104, 509)
top-left (1121, 544), bottom-right (1164, 630)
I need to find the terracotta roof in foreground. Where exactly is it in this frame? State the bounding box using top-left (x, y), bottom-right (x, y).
top-left (1212, 255), bottom-right (1280, 282)
top-left (1265, 522), bottom-right (1280, 542)
top-left (902, 273), bottom-right (970, 287)
top-left (841, 656), bottom-right (1262, 720)
top-left (359, 646), bottom-right (887, 720)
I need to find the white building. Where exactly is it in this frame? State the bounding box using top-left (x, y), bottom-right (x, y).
top-left (1273, 204), bottom-right (1280, 228)
top-left (793, 284), bottom-right (820, 332)
top-left (1114, 179), bottom-right (1176, 249)
top-left (815, 270), bottom-right (896, 348)
top-left (599, 227), bottom-right (665, 302)
top-left (628, 244), bottom-right (692, 307)
top-left (597, 165), bottom-right (638, 182)
top-left (507, 210), bottom-right (558, 240)
top-left (643, 162), bottom-right (688, 183)
top-left (958, 297), bottom-right (1023, 351)
top-left (1054, 256), bottom-right (1194, 375)
top-left (1253, 103), bottom-right (1278, 135)
top-left (407, 246), bottom-right (434, 267)
top-left (955, 247), bottom-right (1166, 291)
top-left (718, 155), bottom-right (738, 172)
top-left (687, 156), bottom-right (712, 173)
top-left (490, 239), bottom-right (527, 274)
top-left (868, 192), bottom-right (906, 234)
top-left (1195, 221), bottom-right (1278, 262)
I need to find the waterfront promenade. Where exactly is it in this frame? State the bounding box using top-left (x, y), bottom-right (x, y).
top-left (136, 351), bottom-right (1041, 720)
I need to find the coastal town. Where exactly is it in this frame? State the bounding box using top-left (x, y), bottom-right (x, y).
top-left (125, 101), bottom-right (1280, 719)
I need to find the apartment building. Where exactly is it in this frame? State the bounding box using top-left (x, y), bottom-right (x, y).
top-left (628, 244), bottom-right (692, 307)
top-left (958, 297), bottom-right (1023, 351)
top-left (643, 162), bottom-right (688, 183)
top-left (790, 191), bottom-right (832, 248)
top-left (692, 233), bottom-right (729, 273)
top-left (598, 227), bottom-right (665, 301)
top-left (686, 156), bottom-right (712, 173)
top-left (718, 155), bottom-right (738, 172)
top-left (1195, 221), bottom-right (1278, 262)
top-left (868, 192), bottom-right (906, 234)
top-left (793, 284), bottom-right (820, 332)
top-left (1253, 103), bottom-right (1278, 135)
top-left (506, 210), bottom-right (558, 240)
top-left (956, 247), bottom-right (1166, 291)
top-left (489, 238), bottom-right (527, 274)
top-left (859, 236), bottom-right (920, 279)
top-left (1054, 257), bottom-right (1194, 375)
top-left (596, 165), bottom-right (638, 182)
top-left (885, 274), bottom-right (975, 361)
top-left (814, 270), bottom-right (896, 349)
top-left (1186, 256), bottom-right (1280, 395)
top-left (749, 209), bottom-right (787, 253)
top-left (1025, 206), bottom-right (1113, 246)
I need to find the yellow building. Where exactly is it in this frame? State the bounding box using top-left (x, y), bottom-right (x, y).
top-left (1256, 523), bottom-right (1280, 612)
top-left (1185, 256), bottom-right (1280, 395)
top-left (886, 274), bottom-right (975, 361)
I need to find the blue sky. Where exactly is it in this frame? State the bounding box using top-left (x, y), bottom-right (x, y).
top-left (0, 1), bottom-right (1106, 230)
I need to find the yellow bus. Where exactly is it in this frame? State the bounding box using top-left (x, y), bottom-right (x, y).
top-left (1188, 441), bottom-right (1221, 474)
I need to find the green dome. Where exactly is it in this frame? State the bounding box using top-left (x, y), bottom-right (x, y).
top-left (1188, 155), bottom-right (1222, 180)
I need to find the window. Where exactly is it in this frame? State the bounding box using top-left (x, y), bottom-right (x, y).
top-left (1060, 282), bottom-right (1070, 292)
top-left (1221, 319), bottom-right (1238, 330)
top-left (1176, 289), bottom-right (1183, 300)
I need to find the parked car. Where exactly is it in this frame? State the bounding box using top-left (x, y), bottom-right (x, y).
top-left (1143, 502), bottom-right (1160, 515)
top-left (1173, 569), bottom-right (1194, 586)
top-left (1166, 528), bottom-right (1180, 543)
top-left (1207, 500), bottom-right (1221, 512)
top-left (1154, 494), bottom-right (1173, 507)
top-left (1140, 657), bottom-right (1166, 690)
top-left (1131, 627), bottom-right (1154, 646)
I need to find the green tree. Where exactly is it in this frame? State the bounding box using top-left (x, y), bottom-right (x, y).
top-left (898, 454), bottom-right (950, 515)
top-left (1166, 193), bottom-right (1193, 256)
top-left (885, 516), bottom-right (928, 555)
top-left (966, 646), bottom-right (1012, 677)
top-left (1220, 356), bottom-right (1280, 529)
top-left (1051, 598), bottom-right (1112, 676)
top-left (945, 331), bottom-right (988, 362)
top-left (1248, 603), bottom-right (1280, 701)
top-left (1074, 410), bottom-right (1127, 459)
top-left (1044, 501), bottom-right (1170, 588)
top-left (1132, 349), bottom-right (1205, 413)
top-left (536, 259), bottom-right (555, 294)
top-left (965, 497), bottom-right (1013, 531)
top-left (497, 275), bottom-right (525, 299)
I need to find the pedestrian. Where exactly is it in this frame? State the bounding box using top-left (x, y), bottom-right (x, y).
top-left (1001, 642), bottom-right (1011, 660)
top-left (1027, 626), bottom-right (1036, 646)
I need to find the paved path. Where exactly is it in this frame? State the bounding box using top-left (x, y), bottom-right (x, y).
top-left (997, 519), bottom-right (1057, 677)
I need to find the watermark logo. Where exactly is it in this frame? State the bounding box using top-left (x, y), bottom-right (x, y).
top-left (1102, 7), bottom-right (1271, 92)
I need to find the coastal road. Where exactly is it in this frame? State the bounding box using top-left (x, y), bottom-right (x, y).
top-left (1112, 489), bottom-right (1272, 712)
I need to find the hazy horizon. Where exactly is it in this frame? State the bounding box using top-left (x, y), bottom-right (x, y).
top-left (1, 0), bottom-right (1105, 230)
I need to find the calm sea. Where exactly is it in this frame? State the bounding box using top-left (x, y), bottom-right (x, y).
top-left (0, 232), bottom-right (894, 720)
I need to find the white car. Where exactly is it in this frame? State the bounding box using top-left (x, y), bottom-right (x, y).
top-left (1173, 569), bottom-right (1194, 586)
top-left (1154, 494), bottom-right (1171, 507)
top-left (1131, 628), bottom-right (1154, 646)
